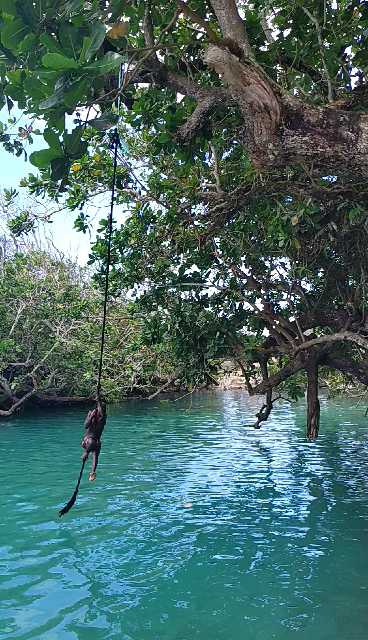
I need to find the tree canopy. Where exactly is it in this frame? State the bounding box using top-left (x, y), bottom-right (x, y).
top-left (1, 0), bottom-right (368, 436)
top-left (0, 247), bottom-right (176, 416)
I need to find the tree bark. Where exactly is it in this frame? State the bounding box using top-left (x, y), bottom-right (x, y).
top-left (306, 359), bottom-right (320, 441)
top-left (0, 388), bottom-right (36, 418)
top-left (126, 6), bottom-right (368, 178)
top-left (250, 354), bottom-right (305, 395)
top-left (204, 44), bottom-right (368, 174)
top-left (209, 0), bottom-right (251, 56)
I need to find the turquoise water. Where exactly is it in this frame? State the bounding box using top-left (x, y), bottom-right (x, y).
top-left (1, 391), bottom-right (368, 640)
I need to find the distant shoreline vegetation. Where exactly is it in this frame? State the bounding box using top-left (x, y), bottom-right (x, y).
top-left (0, 247), bottom-right (362, 420)
top-left (0, 248), bottom-right (179, 417)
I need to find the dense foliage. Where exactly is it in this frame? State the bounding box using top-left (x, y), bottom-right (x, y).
top-left (0, 248), bottom-right (176, 416)
top-left (1, 1), bottom-right (368, 435)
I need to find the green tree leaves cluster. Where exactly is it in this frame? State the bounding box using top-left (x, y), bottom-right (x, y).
top-left (0, 249), bottom-right (176, 415)
top-left (0, 0), bottom-right (127, 177)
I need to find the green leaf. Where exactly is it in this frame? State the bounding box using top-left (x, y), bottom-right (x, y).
top-left (40, 33), bottom-right (63, 54)
top-left (81, 22), bottom-right (106, 62)
top-left (63, 127), bottom-right (87, 158)
top-left (79, 36), bottom-right (93, 64)
top-left (85, 52), bottom-right (123, 75)
top-left (29, 148), bottom-right (63, 168)
top-left (63, 78), bottom-right (89, 109)
top-left (157, 132), bottom-right (171, 144)
top-left (44, 129), bottom-right (62, 152)
top-left (7, 68), bottom-right (22, 84)
top-left (58, 23), bottom-right (81, 59)
top-left (42, 53), bottom-right (79, 71)
top-left (17, 2), bottom-right (37, 28)
top-left (39, 84), bottom-right (68, 110)
top-left (5, 84), bottom-right (24, 101)
top-left (51, 157), bottom-right (69, 181)
top-left (0, 0), bottom-right (16, 14)
top-left (23, 75), bottom-right (47, 101)
top-left (48, 113), bottom-right (65, 132)
top-left (18, 32), bottom-right (37, 53)
top-left (1, 18), bottom-right (28, 51)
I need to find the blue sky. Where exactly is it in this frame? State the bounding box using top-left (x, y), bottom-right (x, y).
top-left (0, 111), bottom-right (95, 264)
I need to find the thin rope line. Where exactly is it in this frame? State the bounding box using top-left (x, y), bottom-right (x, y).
top-left (96, 129), bottom-right (120, 398)
top-left (96, 62), bottom-right (126, 399)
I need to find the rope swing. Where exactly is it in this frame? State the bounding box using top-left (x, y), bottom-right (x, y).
top-left (59, 128), bottom-right (121, 517)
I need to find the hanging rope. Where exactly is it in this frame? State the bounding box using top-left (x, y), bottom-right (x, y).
top-left (59, 135), bottom-right (120, 517)
top-left (59, 66), bottom-right (125, 517)
top-left (96, 128), bottom-right (120, 400)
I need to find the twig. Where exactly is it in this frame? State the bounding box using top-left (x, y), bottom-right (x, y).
top-left (209, 142), bottom-right (223, 193)
top-left (0, 388), bottom-right (36, 417)
top-left (177, 1), bottom-right (218, 42)
top-left (260, 13), bottom-right (275, 45)
top-left (147, 370), bottom-right (181, 400)
top-left (302, 7), bottom-right (334, 102)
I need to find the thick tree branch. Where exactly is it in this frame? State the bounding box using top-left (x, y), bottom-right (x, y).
top-left (147, 369), bottom-right (181, 400)
top-left (143, 2), bottom-right (156, 50)
top-left (204, 44), bottom-right (281, 165)
top-left (260, 13), bottom-right (274, 45)
top-left (0, 375), bottom-right (16, 401)
top-left (250, 356), bottom-right (305, 395)
top-left (254, 359), bottom-right (273, 428)
top-left (176, 89), bottom-right (228, 139)
top-left (123, 28), bottom-right (368, 175)
top-left (201, 43), bottom-right (368, 172)
top-left (0, 388), bottom-right (36, 417)
top-left (209, 0), bottom-right (251, 56)
top-left (209, 142), bottom-right (223, 192)
top-left (33, 393), bottom-right (95, 406)
top-left (293, 331), bottom-right (368, 354)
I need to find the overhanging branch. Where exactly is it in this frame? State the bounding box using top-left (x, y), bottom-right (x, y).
top-left (209, 0), bottom-right (251, 56)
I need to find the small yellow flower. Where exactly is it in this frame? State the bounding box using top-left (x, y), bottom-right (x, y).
top-left (71, 162), bottom-right (82, 172)
top-left (92, 169), bottom-right (102, 176)
top-left (93, 153), bottom-right (101, 162)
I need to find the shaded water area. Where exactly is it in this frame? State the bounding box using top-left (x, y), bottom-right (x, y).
top-left (1, 391), bottom-right (368, 639)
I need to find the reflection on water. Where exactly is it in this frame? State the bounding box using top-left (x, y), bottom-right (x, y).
top-left (1, 391), bottom-right (368, 639)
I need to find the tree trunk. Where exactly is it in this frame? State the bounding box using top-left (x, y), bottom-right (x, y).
top-left (306, 360), bottom-right (320, 441)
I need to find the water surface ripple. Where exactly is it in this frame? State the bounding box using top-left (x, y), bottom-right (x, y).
top-left (1, 391), bottom-right (368, 639)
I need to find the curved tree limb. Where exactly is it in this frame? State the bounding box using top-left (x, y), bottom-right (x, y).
top-left (293, 331), bottom-right (368, 354)
top-left (209, 0), bottom-right (251, 56)
top-left (0, 388), bottom-right (36, 418)
top-left (250, 355), bottom-right (305, 395)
